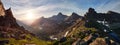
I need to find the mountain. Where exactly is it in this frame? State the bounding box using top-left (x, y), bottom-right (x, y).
top-left (0, 0), bottom-right (29, 41)
top-left (54, 8), bottom-right (120, 45)
top-left (31, 17), bottom-right (61, 40)
top-left (65, 12), bottom-right (83, 24)
top-left (31, 12), bottom-right (83, 40)
top-left (0, 1), bottom-right (51, 45)
top-left (84, 8), bottom-right (120, 36)
top-left (32, 17), bottom-right (60, 31)
top-left (85, 8), bottom-right (120, 23)
top-left (0, 8), bottom-right (30, 39)
top-left (65, 12), bottom-right (82, 21)
top-left (16, 20), bottom-right (37, 33)
top-left (49, 12), bottom-right (68, 23)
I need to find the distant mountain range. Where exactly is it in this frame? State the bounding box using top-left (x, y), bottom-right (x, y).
top-left (1, 0), bottom-right (120, 44)
top-left (30, 7), bottom-right (120, 42)
top-left (31, 12), bottom-right (83, 40)
top-left (54, 8), bottom-right (120, 45)
top-left (49, 12), bottom-right (68, 23)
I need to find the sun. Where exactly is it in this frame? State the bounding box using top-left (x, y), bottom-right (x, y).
top-left (26, 13), bottom-right (35, 20)
top-left (23, 12), bottom-right (38, 25)
top-left (21, 11), bottom-right (40, 25)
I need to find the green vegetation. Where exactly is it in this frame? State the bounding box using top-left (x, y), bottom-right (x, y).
top-left (53, 38), bottom-right (74, 45)
top-left (68, 26), bottom-right (97, 38)
top-left (57, 25), bottom-right (97, 45)
top-left (0, 34), bottom-right (52, 45)
top-left (60, 38), bottom-right (74, 45)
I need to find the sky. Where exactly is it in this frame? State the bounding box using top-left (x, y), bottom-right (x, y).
top-left (1, 0), bottom-right (120, 25)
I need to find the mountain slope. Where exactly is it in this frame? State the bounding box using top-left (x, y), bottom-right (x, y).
top-left (31, 12), bottom-right (83, 40)
top-left (16, 20), bottom-right (37, 33)
top-left (0, 1), bottom-right (51, 45)
top-left (53, 8), bottom-right (120, 45)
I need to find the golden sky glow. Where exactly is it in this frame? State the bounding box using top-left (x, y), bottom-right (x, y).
top-left (2, 0), bottom-right (120, 25)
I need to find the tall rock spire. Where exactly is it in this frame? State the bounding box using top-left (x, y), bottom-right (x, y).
top-left (0, 0), bottom-right (5, 16)
top-left (5, 8), bottom-right (14, 17)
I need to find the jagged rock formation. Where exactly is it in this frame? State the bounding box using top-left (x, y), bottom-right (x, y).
top-left (49, 12), bottom-right (68, 23)
top-left (84, 8), bottom-right (120, 36)
top-left (31, 12), bottom-right (83, 40)
top-left (55, 8), bottom-right (120, 45)
top-left (65, 12), bottom-right (83, 25)
top-left (0, 0), bottom-right (33, 40)
top-left (84, 8), bottom-right (120, 44)
top-left (0, 8), bottom-right (20, 29)
top-left (85, 8), bottom-right (120, 23)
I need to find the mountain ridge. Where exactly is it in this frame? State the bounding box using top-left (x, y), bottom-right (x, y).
top-left (55, 8), bottom-right (120, 45)
top-left (31, 12), bottom-right (83, 40)
top-left (0, 1), bottom-right (51, 45)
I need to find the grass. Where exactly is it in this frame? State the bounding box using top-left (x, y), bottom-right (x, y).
top-left (68, 26), bottom-right (97, 38)
top-left (57, 25), bottom-right (98, 45)
top-left (0, 34), bottom-right (52, 45)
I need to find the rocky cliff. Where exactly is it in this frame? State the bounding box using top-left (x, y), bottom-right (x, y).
top-left (0, 0), bottom-right (33, 40)
top-left (55, 8), bottom-right (120, 45)
top-left (85, 8), bottom-right (120, 23)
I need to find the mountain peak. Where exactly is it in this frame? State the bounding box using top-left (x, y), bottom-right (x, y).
top-left (71, 12), bottom-right (79, 17)
top-left (107, 11), bottom-right (120, 14)
top-left (65, 12), bottom-right (82, 22)
top-left (5, 8), bottom-right (14, 17)
top-left (88, 8), bottom-right (96, 13)
top-left (57, 12), bottom-right (63, 16)
top-left (72, 12), bottom-right (78, 15)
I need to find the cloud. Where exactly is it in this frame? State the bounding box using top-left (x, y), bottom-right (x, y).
top-left (10, 0), bottom-right (82, 18)
top-left (94, 0), bottom-right (120, 13)
top-left (1, 0), bottom-right (120, 25)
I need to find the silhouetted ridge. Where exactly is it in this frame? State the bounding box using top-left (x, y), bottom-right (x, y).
top-left (57, 12), bottom-right (63, 16)
top-left (49, 12), bottom-right (67, 23)
top-left (65, 12), bottom-right (82, 23)
top-left (5, 8), bottom-right (14, 17)
top-left (107, 11), bottom-right (120, 14)
top-left (71, 12), bottom-right (80, 17)
top-left (85, 8), bottom-right (120, 23)
top-left (88, 8), bottom-right (96, 13)
top-left (55, 8), bottom-right (120, 45)
top-left (0, 0), bottom-right (34, 40)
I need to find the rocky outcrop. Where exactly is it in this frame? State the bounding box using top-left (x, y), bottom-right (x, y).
top-left (0, 0), bottom-right (33, 40)
top-left (0, 8), bottom-right (21, 29)
top-left (53, 8), bottom-right (120, 45)
top-left (85, 8), bottom-right (120, 23)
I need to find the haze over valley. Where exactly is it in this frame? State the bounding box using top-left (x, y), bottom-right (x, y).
top-left (0, 0), bottom-right (120, 45)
